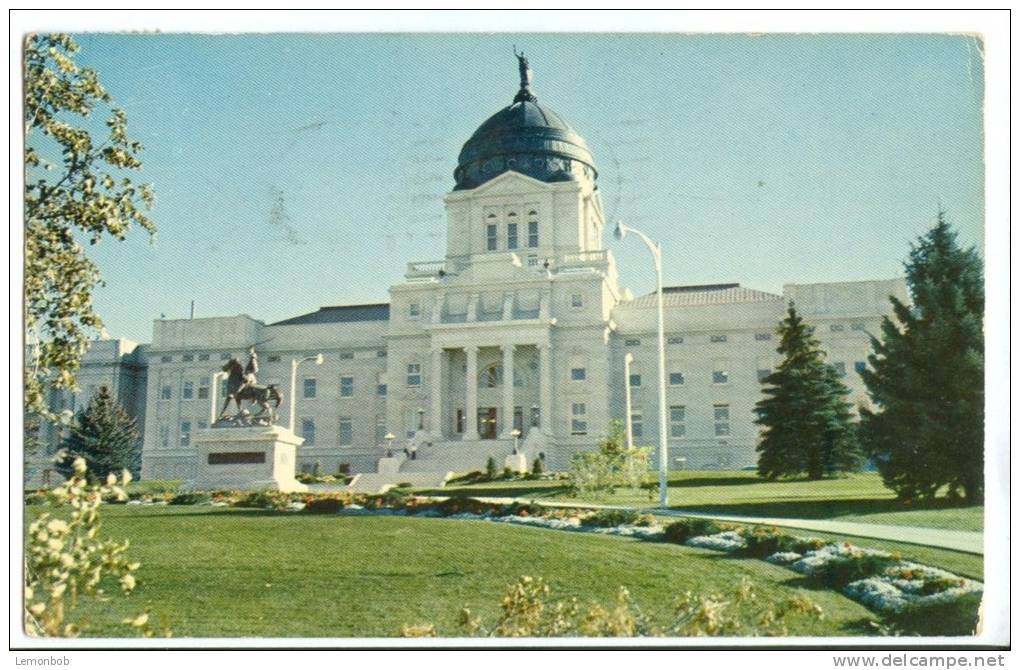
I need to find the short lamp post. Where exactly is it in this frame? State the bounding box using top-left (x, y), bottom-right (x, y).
top-left (511, 428), bottom-right (521, 455)
top-left (417, 407), bottom-right (426, 431)
top-left (614, 220), bottom-right (669, 509)
top-left (384, 432), bottom-right (396, 458)
top-left (289, 353), bottom-right (324, 432)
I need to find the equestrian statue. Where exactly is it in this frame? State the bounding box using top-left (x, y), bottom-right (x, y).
top-left (216, 345), bottom-right (283, 426)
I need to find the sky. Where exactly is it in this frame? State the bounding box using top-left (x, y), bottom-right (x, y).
top-left (61, 32), bottom-right (984, 344)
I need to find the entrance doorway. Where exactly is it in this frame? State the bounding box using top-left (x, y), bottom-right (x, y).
top-left (478, 407), bottom-right (498, 439)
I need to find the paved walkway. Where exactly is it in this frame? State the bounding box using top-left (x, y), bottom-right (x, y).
top-left (463, 496), bottom-right (984, 555)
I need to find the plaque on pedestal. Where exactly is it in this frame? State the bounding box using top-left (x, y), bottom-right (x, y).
top-left (183, 425), bottom-right (308, 493)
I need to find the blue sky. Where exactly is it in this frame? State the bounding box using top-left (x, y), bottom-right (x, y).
top-left (68, 33), bottom-right (984, 344)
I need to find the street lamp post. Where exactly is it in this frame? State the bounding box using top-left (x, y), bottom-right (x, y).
top-left (510, 428), bottom-right (521, 454)
top-left (614, 220), bottom-right (670, 508)
top-left (289, 353), bottom-right (324, 432)
top-left (384, 432), bottom-right (396, 458)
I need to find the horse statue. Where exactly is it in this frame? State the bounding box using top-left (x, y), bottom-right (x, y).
top-left (218, 357), bottom-right (283, 425)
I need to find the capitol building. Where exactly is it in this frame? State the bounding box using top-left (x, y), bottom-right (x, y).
top-left (29, 59), bottom-right (907, 486)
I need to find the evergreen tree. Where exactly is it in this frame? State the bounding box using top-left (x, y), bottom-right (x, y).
top-left (754, 305), bottom-right (861, 480)
top-left (57, 386), bottom-right (139, 481)
top-left (860, 211), bottom-right (984, 503)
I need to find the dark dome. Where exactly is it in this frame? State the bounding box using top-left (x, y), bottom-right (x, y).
top-left (454, 68), bottom-right (597, 191)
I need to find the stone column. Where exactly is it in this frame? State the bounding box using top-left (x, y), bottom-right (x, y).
top-left (430, 348), bottom-right (444, 439)
top-left (500, 344), bottom-right (515, 437)
top-left (465, 346), bottom-right (479, 440)
top-left (537, 343), bottom-right (553, 435)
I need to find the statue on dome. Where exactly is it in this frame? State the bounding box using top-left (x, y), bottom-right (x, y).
top-left (514, 46), bottom-right (532, 91)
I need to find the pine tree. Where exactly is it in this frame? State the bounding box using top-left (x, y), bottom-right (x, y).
top-left (57, 386), bottom-right (139, 481)
top-left (754, 305), bottom-right (861, 480)
top-left (860, 211), bottom-right (984, 503)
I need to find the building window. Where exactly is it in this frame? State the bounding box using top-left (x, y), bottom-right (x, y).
top-left (669, 372), bottom-right (685, 386)
top-left (507, 222), bottom-right (519, 250)
top-left (570, 403), bottom-right (587, 435)
top-left (714, 405), bottom-right (730, 436)
top-left (406, 363), bottom-right (421, 387)
top-left (158, 426), bottom-right (170, 450)
top-left (629, 411), bottom-right (643, 439)
top-left (375, 417), bottom-right (387, 445)
top-left (527, 254), bottom-right (539, 267)
top-left (570, 367), bottom-right (586, 381)
top-left (833, 362), bottom-right (847, 377)
top-left (377, 349), bottom-right (387, 358)
top-left (340, 376), bottom-right (354, 397)
top-left (183, 354), bottom-right (194, 362)
top-left (571, 294), bottom-right (583, 308)
top-left (303, 378), bottom-right (317, 399)
top-left (219, 379), bottom-right (228, 400)
top-left (830, 324), bottom-right (845, 332)
top-left (629, 373), bottom-right (642, 388)
top-left (851, 323), bottom-right (866, 331)
top-left (377, 383), bottom-right (387, 397)
top-left (198, 378), bottom-right (210, 400)
top-left (300, 418), bottom-right (315, 446)
top-left (669, 406), bottom-right (686, 438)
top-left (181, 380), bottom-right (194, 400)
top-left (267, 355), bottom-right (281, 363)
top-left (220, 353), bottom-right (231, 360)
top-left (757, 368), bottom-right (772, 382)
top-left (710, 335), bottom-right (728, 343)
top-left (668, 336), bottom-right (684, 345)
top-left (625, 338), bottom-right (641, 346)
top-left (713, 370), bottom-right (729, 385)
top-left (160, 385), bottom-right (172, 401)
top-left (198, 353), bottom-right (210, 361)
top-left (179, 421), bottom-right (191, 447)
top-left (481, 364), bottom-right (503, 388)
top-left (755, 333), bottom-right (772, 341)
top-left (339, 352), bottom-right (354, 360)
top-left (160, 355), bottom-right (172, 363)
top-left (408, 303), bottom-right (421, 318)
top-left (197, 420), bottom-right (208, 430)
top-left (338, 417), bottom-right (353, 446)
top-left (486, 224), bottom-right (498, 251)
top-left (527, 220), bottom-right (539, 248)
top-left (854, 361), bottom-right (867, 375)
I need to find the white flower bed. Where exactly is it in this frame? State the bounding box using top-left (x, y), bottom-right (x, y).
top-left (766, 551), bottom-right (803, 565)
top-left (686, 530), bottom-right (746, 552)
top-left (791, 543), bottom-right (891, 576)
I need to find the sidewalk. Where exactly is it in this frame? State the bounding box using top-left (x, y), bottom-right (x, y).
top-left (465, 495), bottom-right (984, 555)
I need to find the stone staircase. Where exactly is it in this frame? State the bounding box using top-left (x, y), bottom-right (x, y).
top-left (345, 471), bottom-right (451, 494)
top-left (399, 439), bottom-right (517, 474)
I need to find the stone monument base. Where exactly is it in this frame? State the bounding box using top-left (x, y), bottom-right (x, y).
top-left (504, 452), bottom-right (528, 474)
top-left (183, 425), bottom-right (308, 493)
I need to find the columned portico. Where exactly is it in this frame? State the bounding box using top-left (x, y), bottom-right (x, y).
top-left (499, 344), bottom-right (515, 437)
top-left (464, 345), bottom-right (479, 439)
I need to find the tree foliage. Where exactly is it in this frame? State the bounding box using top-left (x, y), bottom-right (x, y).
top-left (754, 305), bottom-right (862, 480)
top-left (24, 33), bottom-right (155, 420)
top-left (58, 385), bottom-right (139, 480)
top-left (860, 212), bottom-right (984, 503)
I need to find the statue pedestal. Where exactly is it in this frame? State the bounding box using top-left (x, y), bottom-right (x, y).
top-left (377, 456), bottom-right (403, 475)
top-left (504, 452), bottom-right (528, 474)
top-left (184, 425), bottom-right (308, 493)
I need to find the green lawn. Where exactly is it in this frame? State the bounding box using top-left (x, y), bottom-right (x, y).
top-left (56, 505), bottom-right (882, 638)
top-left (425, 471), bottom-right (984, 532)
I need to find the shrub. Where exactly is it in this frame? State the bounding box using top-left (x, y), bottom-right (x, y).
top-left (485, 457), bottom-right (499, 480)
top-left (303, 496), bottom-right (344, 514)
top-left (741, 526), bottom-right (803, 558)
top-left (567, 421), bottom-right (651, 495)
top-left (662, 518), bottom-right (724, 544)
top-left (169, 491), bottom-right (211, 505)
top-left (233, 490), bottom-right (292, 511)
top-left (808, 550), bottom-right (899, 588)
top-left (531, 457), bottom-right (545, 476)
top-left (885, 591), bottom-right (982, 636)
top-left (580, 509), bottom-right (655, 528)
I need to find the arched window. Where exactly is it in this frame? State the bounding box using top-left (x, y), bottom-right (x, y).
top-left (479, 363), bottom-right (503, 388)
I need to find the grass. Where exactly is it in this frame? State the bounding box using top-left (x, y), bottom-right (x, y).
top-left (53, 505), bottom-right (881, 638)
top-left (422, 471), bottom-right (984, 532)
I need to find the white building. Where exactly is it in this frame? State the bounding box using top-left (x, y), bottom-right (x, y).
top-left (31, 60), bottom-right (908, 483)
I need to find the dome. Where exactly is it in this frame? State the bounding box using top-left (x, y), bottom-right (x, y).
top-left (453, 56), bottom-right (598, 191)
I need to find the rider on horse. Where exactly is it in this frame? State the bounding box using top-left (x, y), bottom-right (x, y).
top-left (237, 346), bottom-right (258, 396)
